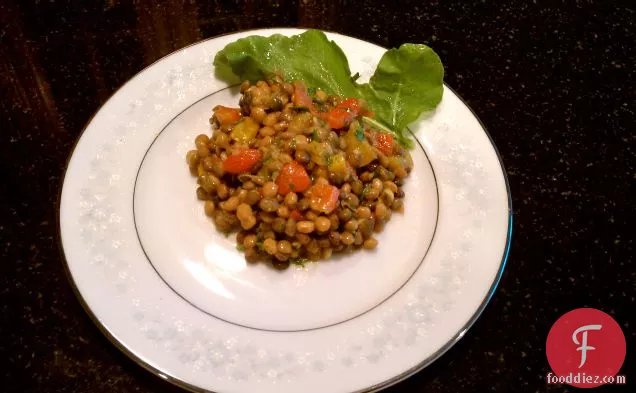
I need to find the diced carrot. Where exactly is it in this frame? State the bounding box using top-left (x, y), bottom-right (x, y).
top-left (324, 98), bottom-right (363, 129)
top-left (290, 209), bottom-right (304, 221)
top-left (292, 81), bottom-right (314, 109)
top-left (213, 106), bottom-right (241, 125)
top-left (276, 161), bottom-right (311, 195)
top-left (375, 133), bottom-right (395, 156)
top-left (222, 149), bottom-right (262, 174)
top-left (308, 184), bottom-right (340, 214)
top-left (325, 109), bottom-right (354, 129)
top-left (337, 98), bottom-right (361, 113)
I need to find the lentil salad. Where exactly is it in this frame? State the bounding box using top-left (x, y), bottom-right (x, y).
top-left (186, 76), bottom-right (413, 269)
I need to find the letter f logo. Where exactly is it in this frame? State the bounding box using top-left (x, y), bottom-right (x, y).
top-left (572, 324), bottom-right (602, 368)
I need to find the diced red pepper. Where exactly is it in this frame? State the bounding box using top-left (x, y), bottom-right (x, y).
top-left (308, 184), bottom-right (340, 214)
top-left (222, 149), bottom-right (262, 174)
top-left (213, 106), bottom-right (242, 125)
top-left (375, 133), bottom-right (395, 156)
top-left (290, 209), bottom-right (304, 221)
top-left (276, 161), bottom-right (312, 195)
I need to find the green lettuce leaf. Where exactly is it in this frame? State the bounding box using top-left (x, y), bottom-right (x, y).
top-left (213, 30), bottom-right (444, 147)
top-left (357, 44), bottom-right (444, 147)
top-left (214, 31), bottom-right (357, 98)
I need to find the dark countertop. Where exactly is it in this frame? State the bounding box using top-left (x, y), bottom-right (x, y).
top-left (1, 1), bottom-right (634, 392)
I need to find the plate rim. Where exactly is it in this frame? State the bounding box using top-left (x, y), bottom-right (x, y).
top-left (56, 27), bottom-right (513, 393)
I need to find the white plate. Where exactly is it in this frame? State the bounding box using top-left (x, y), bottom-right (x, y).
top-left (59, 28), bottom-right (512, 393)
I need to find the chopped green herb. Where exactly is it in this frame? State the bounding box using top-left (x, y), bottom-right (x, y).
top-left (236, 244), bottom-right (245, 251)
top-left (361, 184), bottom-right (371, 198)
top-left (311, 129), bottom-right (319, 141)
top-left (307, 87), bottom-right (317, 96)
top-left (290, 138), bottom-right (297, 150)
top-left (291, 257), bottom-right (309, 267)
top-left (256, 241), bottom-right (264, 251)
top-left (314, 103), bottom-right (328, 112)
top-left (323, 151), bottom-right (332, 165)
top-left (355, 124), bottom-right (365, 141)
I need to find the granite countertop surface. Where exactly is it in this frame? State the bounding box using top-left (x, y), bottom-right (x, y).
top-left (1, 1), bottom-right (633, 392)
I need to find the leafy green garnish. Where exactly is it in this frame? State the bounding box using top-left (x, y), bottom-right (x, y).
top-left (356, 43), bottom-right (443, 148)
top-left (214, 31), bottom-right (356, 97)
top-left (311, 129), bottom-right (319, 141)
top-left (214, 30), bottom-right (444, 148)
top-left (236, 244), bottom-right (245, 251)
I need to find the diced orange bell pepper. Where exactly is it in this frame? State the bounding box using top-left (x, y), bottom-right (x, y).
top-left (222, 149), bottom-right (262, 174)
top-left (213, 106), bottom-right (242, 125)
top-left (308, 184), bottom-right (340, 214)
top-left (276, 161), bottom-right (312, 195)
